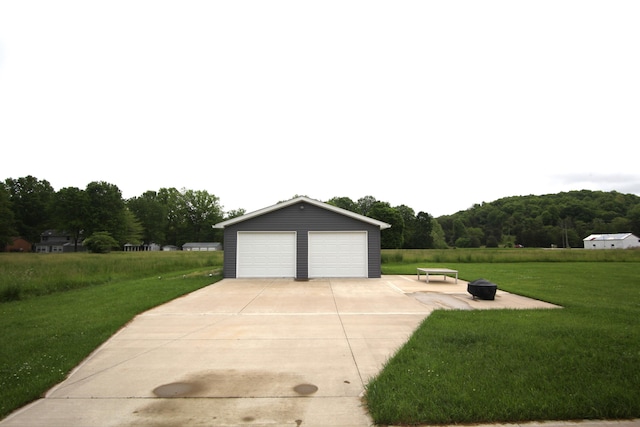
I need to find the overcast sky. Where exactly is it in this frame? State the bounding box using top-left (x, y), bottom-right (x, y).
top-left (1, 1), bottom-right (638, 217)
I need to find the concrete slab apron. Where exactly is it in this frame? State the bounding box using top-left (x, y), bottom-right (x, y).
top-left (1, 278), bottom-right (433, 427)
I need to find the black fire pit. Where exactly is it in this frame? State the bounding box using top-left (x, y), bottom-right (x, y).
top-left (467, 279), bottom-right (498, 300)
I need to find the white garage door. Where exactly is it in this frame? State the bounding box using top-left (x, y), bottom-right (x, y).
top-left (237, 232), bottom-right (296, 278)
top-left (308, 231), bottom-right (368, 278)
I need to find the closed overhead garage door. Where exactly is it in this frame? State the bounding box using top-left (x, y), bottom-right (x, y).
top-left (237, 232), bottom-right (296, 278)
top-left (308, 231), bottom-right (368, 278)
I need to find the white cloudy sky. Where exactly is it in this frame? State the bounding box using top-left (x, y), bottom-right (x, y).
top-left (1, 1), bottom-right (638, 217)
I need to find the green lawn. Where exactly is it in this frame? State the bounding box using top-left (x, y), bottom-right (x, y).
top-left (2, 250), bottom-right (639, 424)
top-left (0, 252), bottom-right (222, 419)
top-left (366, 261), bottom-right (640, 424)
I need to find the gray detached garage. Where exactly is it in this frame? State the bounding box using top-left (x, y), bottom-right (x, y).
top-left (213, 196), bottom-right (391, 279)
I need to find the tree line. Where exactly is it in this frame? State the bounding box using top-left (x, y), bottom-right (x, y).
top-left (0, 177), bottom-right (227, 251)
top-left (437, 190), bottom-right (640, 248)
top-left (2, 176), bottom-right (639, 251)
top-left (0, 177), bottom-right (439, 251)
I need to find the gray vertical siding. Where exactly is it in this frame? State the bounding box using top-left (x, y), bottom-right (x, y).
top-left (367, 229), bottom-right (382, 278)
top-left (222, 201), bottom-right (382, 279)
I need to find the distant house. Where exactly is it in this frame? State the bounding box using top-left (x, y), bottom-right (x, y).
top-left (123, 243), bottom-right (161, 252)
top-left (3, 237), bottom-right (31, 252)
top-left (182, 242), bottom-right (222, 251)
top-left (162, 245), bottom-right (179, 251)
top-left (35, 230), bottom-right (86, 253)
top-left (583, 233), bottom-right (640, 249)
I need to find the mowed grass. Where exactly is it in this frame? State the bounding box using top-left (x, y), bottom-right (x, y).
top-left (2, 249), bottom-right (640, 424)
top-left (0, 252), bottom-right (223, 419)
top-left (367, 254), bottom-right (640, 425)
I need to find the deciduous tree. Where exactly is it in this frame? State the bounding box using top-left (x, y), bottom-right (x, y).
top-left (4, 176), bottom-right (54, 243)
top-left (369, 202), bottom-right (404, 249)
top-left (127, 191), bottom-right (167, 244)
top-left (50, 187), bottom-right (88, 252)
top-left (84, 181), bottom-right (126, 244)
top-left (180, 189), bottom-right (224, 242)
top-left (0, 185), bottom-right (16, 246)
top-left (83, 231), bottom-right (119, 253)
top-left (326, 197), bottom-right (357, 212)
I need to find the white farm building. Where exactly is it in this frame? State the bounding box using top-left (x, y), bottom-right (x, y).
top-left (583, 233), bottom-right (640, 249)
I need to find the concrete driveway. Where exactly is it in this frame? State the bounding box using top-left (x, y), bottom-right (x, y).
top-left (1, 276), bottom-right (560, 427)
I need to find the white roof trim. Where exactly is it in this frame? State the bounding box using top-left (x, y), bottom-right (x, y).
top-left (583, 233), bottom-right (635, 241)
top-left (214, 196), bottom-right (391, 230)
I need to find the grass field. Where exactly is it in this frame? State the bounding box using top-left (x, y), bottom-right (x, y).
top-left (0, 251), bottom-right (223, 419)
top-left (367, 250), bottom-right (640, 425)
top-left (1, 249), bottom-right (639, 424)
top-left (0, 251), bottom-right (223, 302)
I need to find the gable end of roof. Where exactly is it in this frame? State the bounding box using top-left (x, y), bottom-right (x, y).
top-left (214, 196), bottom-right (391, 230)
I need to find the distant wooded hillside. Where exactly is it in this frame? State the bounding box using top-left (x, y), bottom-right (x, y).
top-left (436, 190), bottom-right (640, 248)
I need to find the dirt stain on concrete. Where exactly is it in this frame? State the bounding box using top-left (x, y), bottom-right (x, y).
top-left (293, 383), bottom-right (318, 395)
top-left (127, 370), bottom-right (313, 426)
top-left (153, 382), bottom-right (204, 398)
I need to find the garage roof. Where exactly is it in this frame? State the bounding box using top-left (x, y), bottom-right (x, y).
top-left (583, 233), bottom-right (634, 241)
top-left (214, 196), bottom-right (391, 230)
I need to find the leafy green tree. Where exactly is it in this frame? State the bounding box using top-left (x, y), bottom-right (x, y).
top-left (466, 227), bottom-right (484, 247)
top-left (127, 191), bottom-right (167, 244)
top-left (454, 236), bottom-right (472, 248)
top-left (49, 187), bottom-right (88, 252)
top-left (628, 205), bottom-right (640, 236)
top-left (451, 219), bottom-right (467, 246)
top-left (180, 189), bottom-right (224, 242)
top-left (412, 211), bottom-right (434, 248)
top-left (84, 181), bottom-right (126, 244)
top-left (369, 202), bottom-right (404, 249)
top-left (4, 176), bottom-right (54, 243)
top-left (0, 185), bottom-right (17, 246)
top-left (485, 206), bottom-right (507, 244)
top-left (157, 187), bottom-right (183, 246)
top-left (83, 231), bottom-right (119, 253)
top-left (436, 215), bottom-right (454, 244)
top-left (402, 209), bottom-right (433, 249)
top-left (155, 188), bottom-right (223, 245)
top-left (224, 208), bottom-right (246, 220)
top-left (121, 208), bottom-right (144, 245)
top-left (395, 205), bottom-right (416, 249)
top-left (437, 190), bottom-right (640, 248)
top-left (357, 195), bottom-right (377, 216)
top-left (486, 235), bottom-right (499, 248)
top-left (326, 197), bottom-right (358, 213)
top-left (518, 217), bottom-right (545, 247)
top-left (430, 218), bottom-right (448, 249)
top-left (567, 228), bottom-right (581, 247)
top-left (611, 216), bottom-right (630, 232)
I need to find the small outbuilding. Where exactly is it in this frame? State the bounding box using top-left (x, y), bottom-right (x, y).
top-left (583, 233), bottom-right (640, 249)
top-left (123, 243), bottom-right (161, 252)
top-left (3, 237), bottom-right (31, 252)
top-left (213, 196), bottom-right (391, 279)
top-left (182, 242), bottom-right (222, 251)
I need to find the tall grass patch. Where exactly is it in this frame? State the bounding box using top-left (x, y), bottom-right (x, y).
top-left (382, 247), bottom-right (640, 265)
top-left (0, 251), bottom-right (222, 301)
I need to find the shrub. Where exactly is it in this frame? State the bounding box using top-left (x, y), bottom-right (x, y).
top-left (82, 232), bottom-right (119, 253)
